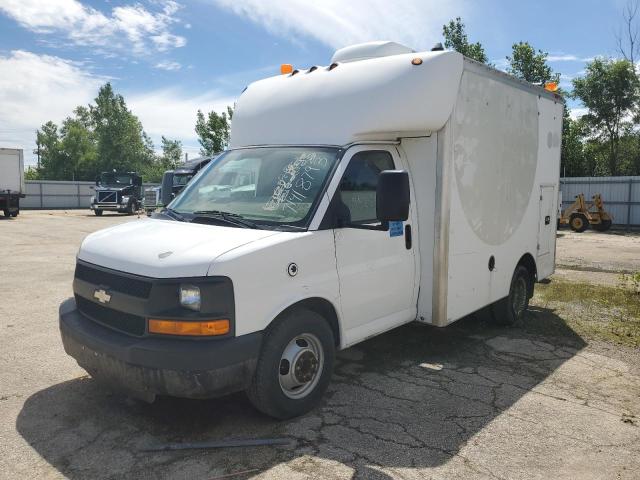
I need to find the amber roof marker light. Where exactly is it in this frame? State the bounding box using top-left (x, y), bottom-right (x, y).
top-left (280, 64), bottom-right (293, 75)
top-left (544, 81), bottom-right (559, 92)
top-left (411, 58), bottom-right (423, 66)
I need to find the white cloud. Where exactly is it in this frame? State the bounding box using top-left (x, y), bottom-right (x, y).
top-left (569, 107), bottom-right (588, 120)
top-left (210, 0), bottom-right (467, 51)
top-left (547, 54), bottom-right (594, 63)
top-left (155, 60), bottom-right (182, 71)
top-left (128, 88), bottom-right (236, 157)
top-left (0, 0), bottom-right (186, 56)
top-left (0, 50), bottom-right (234, 165)
top-left (0, 50), bottom-right (104, 164)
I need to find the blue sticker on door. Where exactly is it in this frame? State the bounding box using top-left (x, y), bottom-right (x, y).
top-left (389, 221), bottom-right (404, 237)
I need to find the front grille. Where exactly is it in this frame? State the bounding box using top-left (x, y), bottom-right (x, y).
top-left (76, 295), bottom-right (146, 336)
top-left (75, 263), bottom-right (152, 299)
top-left (98, 191), bottom-right (118, 203)
top-left (144, 189), bottom-right (158, 205)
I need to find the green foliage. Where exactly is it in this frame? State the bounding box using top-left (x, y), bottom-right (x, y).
top-left (195, 106), bottom-right (234, 156)
top-left (33, 83), bottom-right (157, 181)
top-left (572, 58), bottom-right (639, 176)
top-left (507, 42), bottom-right (559, 84)
top-left (442, 17), bottom-right (488, 64)
top-left (90, 83), bottom-right (155, 175)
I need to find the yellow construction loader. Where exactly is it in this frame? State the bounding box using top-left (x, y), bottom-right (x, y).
top-left (559, 193), bottom-right (613, 232)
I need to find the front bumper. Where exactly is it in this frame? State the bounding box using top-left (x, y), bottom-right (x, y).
top-left (91, 203), bottom-right (127, 211)
top-left (59, 297), bottom-right (262, 401)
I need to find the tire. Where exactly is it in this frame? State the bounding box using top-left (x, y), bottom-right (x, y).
top-left (592, 219), bottom-right (612, 232)
top-left (94, 209), bottom-right (103, 216)
top-left (569, 213), bottom-right (589, 233)
top-left (10, 210), bottom-right (18, 217)
top-left (127, 201), bottom-right (137, 215)
top-left (3, 209), bottom-right (10, 217)
top-left (490, 265), bottom-right (532, 326)
top-left (247, 308), bottom-right (335, 419)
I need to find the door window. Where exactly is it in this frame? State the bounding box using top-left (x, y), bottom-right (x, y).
top-left (338, 151), bottom-right (395, 224)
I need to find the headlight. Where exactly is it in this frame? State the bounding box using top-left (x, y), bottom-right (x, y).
top-left (90, 195), bottom-right (95, 203)
top-left (121, 195), bottom-right (130, 204)
top-left (179, 284), bottom-right (201, 311)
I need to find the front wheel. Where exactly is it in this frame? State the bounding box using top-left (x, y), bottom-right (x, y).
top-left (94, 209), bottom-right (103, 216)
top-left (10, 210), bottom-right (18, 217)
top-left (569, 213), bottom-right (589, 232)
top-left (247, 308), bottom-right (335, 419)
top-left (490, 265), bottom-right (532, 326)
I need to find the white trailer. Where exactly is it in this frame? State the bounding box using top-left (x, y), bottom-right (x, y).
top-left (59, 41), bottom-right (563, 419)
top-left (0, 148), bottom-right (25, 217)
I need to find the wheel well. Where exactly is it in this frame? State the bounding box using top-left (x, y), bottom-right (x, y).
top-left (275, 298), bottom-right (341, 347)
top-left (516, 253), bottom-right (537, 296)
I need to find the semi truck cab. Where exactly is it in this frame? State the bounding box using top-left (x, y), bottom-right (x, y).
top-left (91, 171), bottom-right (143, 216)
top-left (60, 42), bottom-right (563, 419)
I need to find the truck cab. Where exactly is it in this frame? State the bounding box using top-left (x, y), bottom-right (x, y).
top-left (60, 42), bottom-right (562, 419)
top-left (91, 171), bottom-right (143, 216)
top-left (144, 156), bottom-right (218, 216)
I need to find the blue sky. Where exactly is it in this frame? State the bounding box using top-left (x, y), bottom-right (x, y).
top-left (0, 0), bottom-right (628, 165)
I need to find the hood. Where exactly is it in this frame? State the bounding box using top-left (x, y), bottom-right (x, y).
top-left (78, 219), bottom-right (281, 278)
top-left (95, 186), bottom-right (129, 192)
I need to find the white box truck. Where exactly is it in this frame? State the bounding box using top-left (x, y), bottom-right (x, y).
top-left (0, 148), bottom-right (25, 218)
top-left (59, 41), bottom-right (563, 419)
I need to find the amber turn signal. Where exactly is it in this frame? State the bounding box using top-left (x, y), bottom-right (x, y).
top-left (281, 64), bottom-right (293, 75)
top-left (544, 81), bottom-right (559, 92)
top-left (411, 58), bottom-right (423, 65)
top-left (148, 319), bottom-right (230, 336)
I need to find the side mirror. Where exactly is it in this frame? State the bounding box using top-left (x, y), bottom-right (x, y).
top-left (135, 176), bottom-right (142, 186)
top-left (376, 170), bottom-right (410, 222)
top-left (161, 171), bottom-right (175, 206)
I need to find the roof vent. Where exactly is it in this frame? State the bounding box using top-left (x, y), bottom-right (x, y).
top-left (331, 41), bottom-right (415, 64)
top-left (431, 42), bottom-right (444, 51)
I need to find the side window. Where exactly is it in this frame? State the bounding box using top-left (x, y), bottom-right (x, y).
top-left (338, 150), bottom-right (395, 224)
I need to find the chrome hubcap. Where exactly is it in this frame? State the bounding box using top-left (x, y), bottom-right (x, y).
top-left (278, 333), bottom-right (323, 399)
top-left (512, 277), bottom-right (527, 318)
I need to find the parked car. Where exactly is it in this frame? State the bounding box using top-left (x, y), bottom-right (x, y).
top-left (60, 41), bottom-right (563, 419)
top-left (90, 171), bottom-right (143, 215)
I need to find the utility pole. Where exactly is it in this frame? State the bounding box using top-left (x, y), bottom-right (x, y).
top-left (35, 132), bottom-right (41, 169)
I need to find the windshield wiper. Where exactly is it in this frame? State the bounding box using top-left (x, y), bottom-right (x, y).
top-left (162, 207), bottom-right (186, 222)
top-left (192, 210), bottom-right (259, 229)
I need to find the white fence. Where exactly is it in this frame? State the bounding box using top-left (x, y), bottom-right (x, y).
top-left (21, 180), bottom-right (158, 209)
top-left (560, 176), bottom-right (640, 228)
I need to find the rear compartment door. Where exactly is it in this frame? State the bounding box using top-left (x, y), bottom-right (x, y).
top-left (537, 185), bottom-right (556, 278)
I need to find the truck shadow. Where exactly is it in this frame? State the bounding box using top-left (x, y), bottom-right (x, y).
top-left (17, 307), bottom-right (585, 479)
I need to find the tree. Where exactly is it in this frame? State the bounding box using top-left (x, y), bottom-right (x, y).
top-left (59, 113), bottom-right (97, 180)
top-left (616, 0), bottom-right (640, 64)
top-left (572, 58), bottom-right (639, 176)
top-left (507, 42), bottom-right (558, 85)
top-left (159, 136), bottom-right (183, 169)
top-left (90, 83), bottom-right (155, 175)
top-left (195, 106), bottom-right (234, 156)
top-left (442, 17), bottom-right (488, 63)
top-left (35, 121), bottom-right (64, 180)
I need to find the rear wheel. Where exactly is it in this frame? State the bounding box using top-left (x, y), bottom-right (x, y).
top-left (94, 209), bottom-right (103, 216)
top-left (569, 213), bottom-right (589, 232)
top-left (247, 308), bottom-right (335, 419)
top-left (10, 210), bottom-right (18, 217)
top-left (490, 265), bottom-right (532, 326)
top-left (592, 219), bottom-right (612, 232)
top-left (3, 209), bottom-right (10, 217)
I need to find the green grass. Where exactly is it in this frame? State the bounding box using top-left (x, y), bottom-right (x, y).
top-left (532, 280), bottom-right (640, 348)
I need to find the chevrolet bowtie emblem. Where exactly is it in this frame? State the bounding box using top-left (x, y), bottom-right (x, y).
top-left (93, 288), bottom-right (112, 304)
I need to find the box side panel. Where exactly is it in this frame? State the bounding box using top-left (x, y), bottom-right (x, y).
top-left (399, 137), bottom-right (438, 323)
top-left (0, 149), bottom-right (23, 193)
top-left (444, 68), bottom-right (562, 323)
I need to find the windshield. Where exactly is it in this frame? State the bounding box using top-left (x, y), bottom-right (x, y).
top-left (100, 173), bottom-right (133, 187)
top-left (171, 147), bottom-right (339, 227)
top-left (173, 173), bottom-right (193, 187)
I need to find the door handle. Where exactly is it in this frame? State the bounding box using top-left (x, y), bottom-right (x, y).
top-left (405, 224), bottom-right (412, 249)
top-left (545, 215), bottom-right (550, 225)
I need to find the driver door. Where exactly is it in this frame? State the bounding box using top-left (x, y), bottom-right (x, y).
top-left (328, 146), bottom-right (417, 346)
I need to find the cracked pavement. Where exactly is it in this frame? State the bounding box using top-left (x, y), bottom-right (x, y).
top-left (1, 211), bottom-right (639, 479)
